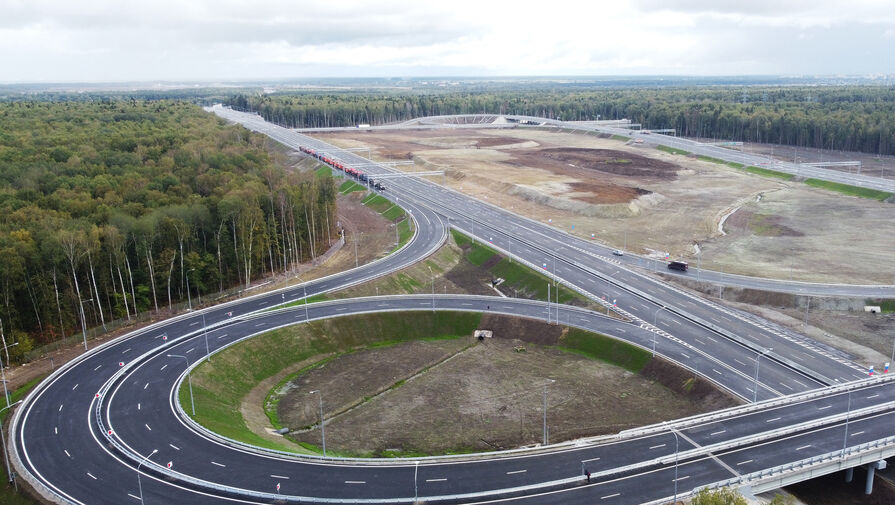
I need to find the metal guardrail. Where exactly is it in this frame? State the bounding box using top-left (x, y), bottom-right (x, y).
top-left (622, 374), bottom-right (895, 439)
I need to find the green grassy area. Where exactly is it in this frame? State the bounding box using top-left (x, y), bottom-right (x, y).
top-left (359, 193), bottom-right (414, 251)
top-left (181, 311), bottom-right (482, 453)
top-left (263, 293), bottom-right (329, 312)
top-left (610, 134), bottom-right (630, 141)
top-left (392, 218), bottom-right (413, 252)
top-left (656, 145), bottom-right (691, 156)
top-left (697, 155), bottom-right (744, 169)
top-left (361, 193), bottom-right (392, 213)
top-left (804, 179), bottom-right (893, 201)
top-left (449, 230), bottom-right (590, 306)
top-left (1, 376), bottom-right (47, 505)
top-left (381, 204), bottom-right (406, 221)
top-left (315, 165), bottom-right (332, 178)
top-left (338, 180), bottom-right (368, 194)
top-left (558, 328), bottom-right (651, 373)
top-left (743, 165), bottom-right (794, 180)
top-left (866, 299), bottom-right (895, 313)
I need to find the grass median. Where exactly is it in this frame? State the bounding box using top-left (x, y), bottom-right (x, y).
top-left (804, 179), bottom-right (892, 201)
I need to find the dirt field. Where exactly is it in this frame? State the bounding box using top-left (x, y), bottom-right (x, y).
top-left (316, 128), bottom-right (895, 284)
top-left (279, 315), bottom-right (735, 456)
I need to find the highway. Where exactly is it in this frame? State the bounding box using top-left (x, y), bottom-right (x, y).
top-left (9, 108), bottom-right (894, 505)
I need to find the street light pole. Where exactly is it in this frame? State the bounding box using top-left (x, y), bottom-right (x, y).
top-left (167, 354), bottom-right (194, 416)
top-left (0, 400), bottom-right (23, 484)
top-left (662, 421), bottom-right (680, 505)
top-left (753, 347), bottom-right (773, 403)
top-left (304, 283), bottom-right (309, 322)
top-left (136, 448), bottom-right (158, 504)
top-left (842, 388), bottom-right (853, 458)
top-left (0, 319), bottom-right (16, 407)
top-left (547, 283), bottom-right (551, 324)
top-left (79, 298), bottom-right (93, 351)
top-left (414, 461), bottom-right (420, 502)
top-left (310, 390), bottom-right (326, 456)
top-left (201, 311), bottom-right (210, 363)
top-left (652, 307), bottom-right (667, 357)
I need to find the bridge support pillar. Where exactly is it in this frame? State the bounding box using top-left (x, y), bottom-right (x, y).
top-left (845, 467), bottom-right (854, 483)
top-left (865, 460), bottom-right (887, 495)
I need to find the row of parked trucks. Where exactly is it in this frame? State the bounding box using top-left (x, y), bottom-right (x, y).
top-left (299, 146), bottom-right (385, 190)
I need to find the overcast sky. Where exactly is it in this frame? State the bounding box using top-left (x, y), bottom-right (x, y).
top-left (2, 0), bottom-right (894, 83)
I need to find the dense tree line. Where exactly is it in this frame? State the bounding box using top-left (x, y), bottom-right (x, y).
top-left (226, 86), bottom-right (895, 156)
top-left (0, 101), bottom-right (336, 358)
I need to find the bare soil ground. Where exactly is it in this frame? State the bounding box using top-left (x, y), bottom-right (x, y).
top-left (282, 325), bottom-right (735, 456)
top-left (317, 128), bottom-right (895, 285)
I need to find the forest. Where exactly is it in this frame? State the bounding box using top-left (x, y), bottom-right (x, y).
top-left (0, 100), bottom-right (336, 360)
top-left (226, 85), bottom-right (895, 156)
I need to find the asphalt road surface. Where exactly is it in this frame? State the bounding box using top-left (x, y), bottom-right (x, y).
top-left (10, 108), bottom-right (894, 505)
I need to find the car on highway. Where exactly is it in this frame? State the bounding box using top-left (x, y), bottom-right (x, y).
top-left (612, 249), bottom-right (624, 256)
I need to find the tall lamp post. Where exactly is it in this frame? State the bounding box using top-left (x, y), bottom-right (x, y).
top-left (842, 387), bottom-right (853, 458)
top-left (753, 347), bottom-right (773, 403)
top-left (309, 390), bottom-right (326, 456)
top-left (201, 311), bottom-right (210, 363)
top-left (0, 318), bottom-right (18, 407)
top-left (167, 354), bottom-right (194, 416)
top-left (1, 400), bottom-right (23, 484)
top-left (652, 306), bottom-right (668, 357)
top-left (662, 421), bottom-right (680, 505)
top-left (136, 448), bottom-right (158, 504)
